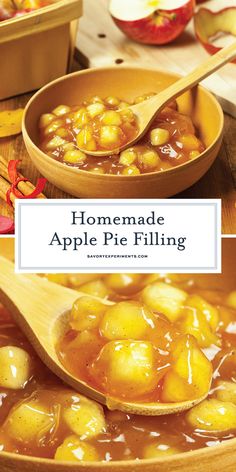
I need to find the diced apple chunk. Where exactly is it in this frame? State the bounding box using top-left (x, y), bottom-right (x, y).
top-left (4, 400), bottom-right (53, 442)
top-left (90, 96), bottom-right (104, 104)
top-left (89, 340), bottom-right (158, 398)
top-left (79, 279), bottom-right (110, 299)
top-left (63, 149), bottom-right (86, 164)
top-left (162, 334), bottom-right (212, 402)
top-left (178, 309), bottom-right (219, 348)
top-left (73, 107), bottom-right (89, 126)
top-left (76, 128), bottom-right (97, 151)
top-left (119, 101), bottom-right (129, 109)
top-left (122, 165), bottom-right (140, 175)
top-left (178, 134), bottom-right (200, 151)
top-left (39, 113), bottom-right (55, 128)
top-left (99, 126), bottom-right (121, 148)
top-left (45, 136), bottom-right (66, 150)
top-left (185, 295), bottom-right (219, 331)
top-left (142, 282), bottom-right (187, 322)
top-left (105, 273), bottom-right (144, 294)
top-left (44, 119), bottom-right (63, 136)
top-left (119, 108), bottom-right (135, 123)
top-left (87, 103), bottom-right (105, 118)
top-left (70, 295), bottom-right (107, 331)
top-left (55, 435), bottom-right (100, 462)
top-left (63, 394), bottom-right (105, 438)
top-left (44, 273), bottom-right (68, 285)
top-left (226, 291), bottom-right (236, 309)
top-left (66, 330), bottom-right (102, 351)
top-left (189, 150), bottom-right (200, 159)
top-left (100, 300), bottom-right (155, 340)
top-left (21, 0), bottom-right (40, 8)
top-left (105, 96), bottom-right (120, 106)
top-left (186, 399), bottom-right (236, 431)
top-left (216, 381), bottom-right (236, 404)
top-left (0, 346), bottom-right (31, 389)
top-left (52, 105), bottom-right (71, 116)
top-left (138, 149), bottom-right (160, 170)
top-left (101, 111), bottom-right (122, 126)
top-left (62, 142), bottom-right (76, 152)
top-left (150, 128), bottom-right (170, 146)
top-left (90, 167), bottom-right (105, 174)
top-left (55, 128), bottom-right (69, 139)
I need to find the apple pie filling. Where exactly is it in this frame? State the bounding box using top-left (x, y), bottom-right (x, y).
top-left (39, 94), bottom-right (205, 175)
top-left (0, 0), bottom-right (52, 21)
top-left (0, 274), bottom-right (236, 462)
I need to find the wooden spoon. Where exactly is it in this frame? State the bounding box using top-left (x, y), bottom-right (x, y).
top-left (0, 256), bottom-right (207, 416)
top-left (81, 41), bottom-right (236, 157)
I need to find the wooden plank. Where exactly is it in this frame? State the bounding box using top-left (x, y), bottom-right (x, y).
top-left (76, 0), bottom-right (236, 117)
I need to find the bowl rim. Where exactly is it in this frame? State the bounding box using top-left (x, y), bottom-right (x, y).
top-left (1, 435), bottom-right (236, 468)
top-left (22, 65), bottom-right (224, 182)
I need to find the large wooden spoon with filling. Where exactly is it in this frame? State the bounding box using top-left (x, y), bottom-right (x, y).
top-left (80, 41), bottom-right (236, 157)
top-left (0, 256), bottom-right (208, 416)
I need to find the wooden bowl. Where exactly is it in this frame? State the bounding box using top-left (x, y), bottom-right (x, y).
top-left (1, 440), bottom-right (236, 472)
top-left (22, 67), bottom-right (224, 199)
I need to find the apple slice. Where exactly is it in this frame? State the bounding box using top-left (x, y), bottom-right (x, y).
top-left (0, 0), bottom-right (14, 21)
top-left (0, 216), bottom-right (14, 235)
top-left (109, 0), bottom-right (195, 45)
top-left (194, 7), bottom-right (236, 64)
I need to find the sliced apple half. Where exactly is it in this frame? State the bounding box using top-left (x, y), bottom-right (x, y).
top-left (109, 0), bottom-right (195, 45)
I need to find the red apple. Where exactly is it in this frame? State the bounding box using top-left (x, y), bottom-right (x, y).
top-left (0, 7), bottom-right (12, 21)
top-left (194, 7), bottom-right (236, 64)
top-left (109, 0), bottom-right (195, 45)
top-left (12, 8), bottom-right (34, 18)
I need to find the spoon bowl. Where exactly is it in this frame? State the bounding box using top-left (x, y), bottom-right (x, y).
top-left (81, 41), bottom-right (236, 157)
top-left (0, 256), bottom-right (207, 415)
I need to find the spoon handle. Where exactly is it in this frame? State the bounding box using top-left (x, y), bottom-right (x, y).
top-left (154, 41), bottom-right (236, 111)
top-left (0, 257), bottom-right (82, 345)
top-left (0, 257), bottom-right (112, 338)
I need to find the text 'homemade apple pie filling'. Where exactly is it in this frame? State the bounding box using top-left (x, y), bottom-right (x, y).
top-left (39, 94), bottom-right (205, 175)
top-left (0, 273), bottom-right (236, 462)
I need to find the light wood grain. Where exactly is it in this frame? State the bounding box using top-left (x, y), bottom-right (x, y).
top-left (76, 0), bottom-right (236, 117)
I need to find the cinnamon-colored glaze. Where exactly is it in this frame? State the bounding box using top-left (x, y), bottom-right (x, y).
top-left (39, 97), bottom-right (205, 175)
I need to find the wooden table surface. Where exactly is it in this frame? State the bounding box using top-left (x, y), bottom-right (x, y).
top-left (0, 59), bottom-right (235, 235)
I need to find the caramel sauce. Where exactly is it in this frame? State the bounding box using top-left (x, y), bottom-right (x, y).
top-left (39, 97), bottom-right (205, 175)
